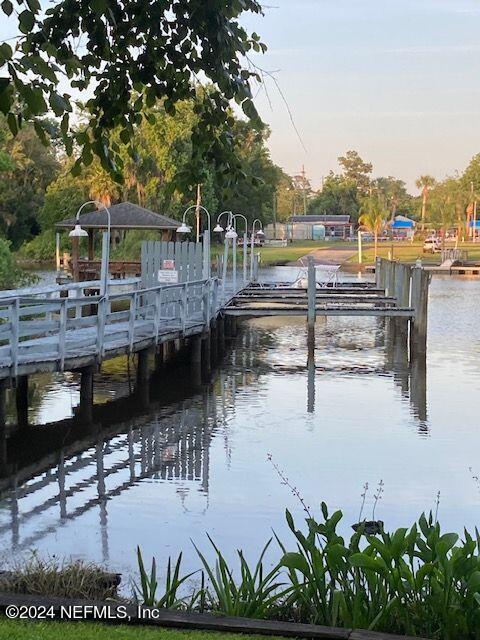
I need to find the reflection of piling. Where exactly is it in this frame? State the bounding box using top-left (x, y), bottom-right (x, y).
top-left (410, 350), bottom-right (428, 428)
top-left (307, 340), bottom-right (315, 413)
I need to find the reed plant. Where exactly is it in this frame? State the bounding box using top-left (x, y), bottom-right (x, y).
top-left (137, 507), bottom-right (480, 639)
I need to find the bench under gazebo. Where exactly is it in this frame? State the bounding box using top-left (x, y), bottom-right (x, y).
top-left (55, 201), bottom-right (182, 282)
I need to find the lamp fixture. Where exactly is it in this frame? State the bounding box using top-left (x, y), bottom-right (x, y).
top-left (69, 224), bottom-right (89, 238)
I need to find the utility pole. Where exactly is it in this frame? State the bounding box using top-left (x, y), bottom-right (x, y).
top-left (195, 183), bottom-right (202, 243)
top-left (301, 164), bottom-right (307, 215)
top-left (272, 191), bottom-right (277, 239)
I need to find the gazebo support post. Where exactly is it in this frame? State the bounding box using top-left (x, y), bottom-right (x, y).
top-left (88, 230), bottom-right (95, 262)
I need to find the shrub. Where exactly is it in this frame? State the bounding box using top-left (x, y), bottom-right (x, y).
top-left (0, 237), bottom-right (32, 289)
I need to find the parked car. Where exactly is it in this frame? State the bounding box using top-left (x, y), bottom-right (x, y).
top-left (423, 237), bottom-right (441, 253)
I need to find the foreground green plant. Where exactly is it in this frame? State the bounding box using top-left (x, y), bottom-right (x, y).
top-left (137, 507), bottom-right (480, 640)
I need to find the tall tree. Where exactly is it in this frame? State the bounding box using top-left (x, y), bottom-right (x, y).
top-left (358, 194), bottom-right (389, 257)
top-left (308, 173), bottom-right (360, 221)
top-left (338, 150), bottom-right (372, 196)
top-left (372, 176), bottom-right (411, 221)
top-left (415, 175), bottom-right (436, 231)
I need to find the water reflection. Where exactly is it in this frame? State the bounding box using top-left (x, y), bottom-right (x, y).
top-left (0, 277), bottom-right (479, 582)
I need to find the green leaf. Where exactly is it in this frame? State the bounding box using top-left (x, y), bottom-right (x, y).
top-left (22, 86), bottom-right (47, 115)
top-left (0, 79), bottom-right (13, 114)
top-left (437, 533), bottom-right (459, 555)
top-left (349, 552), bottom-right (386, 574)
top-left (26, 0), bottom-right (40, 13)
top-left (242, 98), bottom-right (259, 122)
top-left (280, 552), bottom-right (310, 576)
top-left (33, 120), bottom-right (48, 145)
top-left (7, 112), bottom-right (18, 135)
top-left (49, 92), bottom-right (70, 117)
top-left (0, 43), bottom-right (12, 64)
top-left (1, 0), bottom-right (13, 16)
top-left (18, 10), bottom-right (35, 34)
top-left (467, 571), bottom-right (480, 592)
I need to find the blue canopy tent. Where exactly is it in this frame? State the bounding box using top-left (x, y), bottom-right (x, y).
top-left (391, 216), bottom-right (415, 229)
top-left (390, 215), bottom-right (415, 238)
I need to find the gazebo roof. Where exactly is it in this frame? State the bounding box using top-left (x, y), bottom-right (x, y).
top-left (55, 201), bottom-right (181, 231)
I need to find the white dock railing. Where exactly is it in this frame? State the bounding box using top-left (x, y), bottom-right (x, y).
top-left (1, 278), bottom-right (221, 377)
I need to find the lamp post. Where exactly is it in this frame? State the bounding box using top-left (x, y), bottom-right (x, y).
top-left (176, 204), bottom-right (211, 278)
top-left (232, 213), bottom-right (248, 287)
top-left (250, 219), bottom-right (265, 281)
top-left (214, 211), bottom-right (233, 300)
top-left (69, 200), bottom-right (111, 296)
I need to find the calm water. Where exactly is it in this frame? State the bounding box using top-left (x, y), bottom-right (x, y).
top-left (1, 272), bottom-right (480, 591)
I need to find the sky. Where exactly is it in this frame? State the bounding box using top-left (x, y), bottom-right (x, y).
top-left (1, 1), bottom-right (480, 194)
top-left (242, 0), bottom-right (480, 192)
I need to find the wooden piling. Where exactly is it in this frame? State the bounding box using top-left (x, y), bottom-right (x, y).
top-left (210, 323), bottom-right (218, 365)
top-left (201, 332), bottom-right (212, 380)
top-left (386, 260), bottom-right (396, 298)
top-left (218, 316), bottom-right (226, 353)
top-left (394, 262), bottom-right (410, 339)
top-left (15, 375), bottom-right (28, 430)
top-left (79, 366), bottom-right (94, 425)
top-left (155, 343), bottom-right (164, 369)
top-left (0, 380), bottom-right (7, 433)
top-left (136, 348), bottom-right (150, 407)
top-left (191, 335), bottom-right (202, 387)
top-left (307, 256), bottom-right (316, 336)
top-left (410, 267), bottom-right (430, 354)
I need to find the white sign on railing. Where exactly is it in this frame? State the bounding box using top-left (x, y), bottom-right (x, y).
top-left (158, 270), bottom-right (179, 284)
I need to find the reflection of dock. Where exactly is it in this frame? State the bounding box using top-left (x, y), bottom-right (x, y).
top-left (0, 387), bottom-right (221, 560)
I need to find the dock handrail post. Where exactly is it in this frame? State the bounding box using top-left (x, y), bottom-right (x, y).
top-left (211, 278), bottom-right (219, 317)
top-left (96, 296), bottom-right (107, 359)
top-left (10, 298), bottom-right (19, 377)
top-left (253, 252), bottom-right (259, 283)
top-left (182, 282), bottom-right (188, 331)
top-left (153, 288), bottom-right (162, 342)
top-left (307, 256), bottom-right (316, 341)
top-left (375, 257), bottom-right (384, 289)
top-left (203, 280), bottom-right (211, 327)
top-left (58, 297), bottom-right (67, 371)
top-left (202, 229), bottom-right (210, 280)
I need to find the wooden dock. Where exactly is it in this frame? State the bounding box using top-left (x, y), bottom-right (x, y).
top-left (0, 250), bottom-right (430, 434)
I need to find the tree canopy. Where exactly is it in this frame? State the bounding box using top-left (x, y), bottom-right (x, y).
top-left (0, 0), bottom-right (265, 185)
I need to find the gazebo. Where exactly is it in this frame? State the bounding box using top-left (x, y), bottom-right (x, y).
top-left (55, 201), bottom-right (182, 281)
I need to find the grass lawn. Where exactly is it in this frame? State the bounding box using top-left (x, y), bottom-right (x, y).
top-left (211, 240), bottom-right (333, 267)
top-left (349, 240), bottom-right (480, 265)
top-left (0, 619), bottom-right (279, 640)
